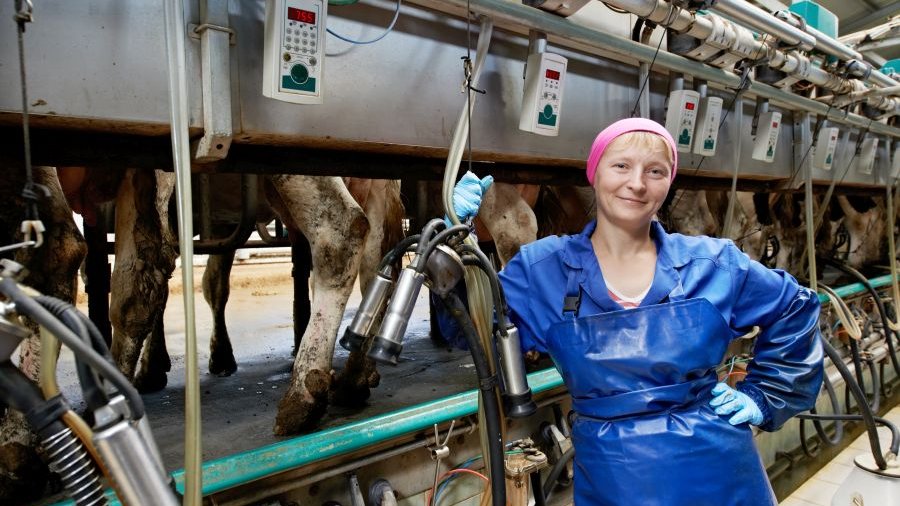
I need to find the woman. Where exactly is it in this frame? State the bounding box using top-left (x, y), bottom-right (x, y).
top-left (453, 117), bottom-right (824, 505)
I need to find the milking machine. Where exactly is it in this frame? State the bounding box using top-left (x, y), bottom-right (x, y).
top-left (0, 259), bottom-right (178, 506)
top-left (808, 281), bottom-right (900, 505)
top-left (340, 217), bottom-right (542, 506)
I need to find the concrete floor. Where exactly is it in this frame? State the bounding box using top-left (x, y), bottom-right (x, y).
top-left (779, 404), bottom-right (900, 506)
top-left (57, 259), bottom-right (475, 473)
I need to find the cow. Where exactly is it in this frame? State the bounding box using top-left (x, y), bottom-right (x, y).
top-left (93, 170), bottom-right (403, 435)
top-left (0, 166), bottom-right (86, 503)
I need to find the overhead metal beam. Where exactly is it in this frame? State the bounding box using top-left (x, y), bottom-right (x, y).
top-left (842, 4), bottom-right (900, 35)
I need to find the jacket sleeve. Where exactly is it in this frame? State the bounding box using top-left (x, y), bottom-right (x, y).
top-left (728, 244), bottom-right (824, 432)
top-left (499, 247), bottom-right (547, 354)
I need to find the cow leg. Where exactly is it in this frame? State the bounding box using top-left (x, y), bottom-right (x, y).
top-left (289, 228), bottom-right (311, 355)
top-left (134, 301), bottom-right (172, 392)
top-left (110, 169), bottom-right (177, 389)
top-left (331, 180), bottom-right (403, 407)
top-left (0, 167), bottom-right (86, 503)
top-left (84, 205), bottom-right (113, 347)
top-left (477, 182), bottom-right (538, 265)
top-left (268, 175), bottom-right (369, 435)
top-left (204, 246), bottom-right (239, 376)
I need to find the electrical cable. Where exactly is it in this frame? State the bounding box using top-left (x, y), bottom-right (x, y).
top-left (629, 25), bottom-right (664, 119)
top-left (326, 0), bottom-right (402, 45)
top-left (429, 468), bottom-right (489, 506)
top-left (0, 278), bottom-right (145, 419)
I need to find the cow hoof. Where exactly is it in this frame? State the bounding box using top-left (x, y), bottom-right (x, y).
top-left (209, 353), bottom-right (237, 377)
top-left (0, 441), bottom-right (49, 504)
top-left (273, 370), bottom-right (329, 436)
top-left (328, 374), bottom-right (371, 408)
top-left (134, 370), bottom-right (168, 393)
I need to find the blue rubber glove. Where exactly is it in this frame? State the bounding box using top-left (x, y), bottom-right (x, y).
top-left (450, 171), bottom-right (494, 222)
top-left (709, 382), bottom-right (764, 426)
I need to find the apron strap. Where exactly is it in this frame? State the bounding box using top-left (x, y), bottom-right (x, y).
top-left (562, 267), bottom-right (582, 318)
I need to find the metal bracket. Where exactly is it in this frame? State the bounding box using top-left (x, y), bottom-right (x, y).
top-left (192, 0), bottom-right (234, 162)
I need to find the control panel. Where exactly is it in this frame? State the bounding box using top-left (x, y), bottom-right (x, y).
top-left (856, 136), bottom-right (878, 175)
top-left (813, 127), bottom-right (839, 171)
top-left (892, 143), bottom-right (900, 180)
top-left (519, 52), bottom-right (567, 136)
top-left (751, 111), bottom-right (781, 163)
top-left (263, 0), bottom-right (326, 104)
top-left (692, 96), bottom-right (723, 157)
top-left (665, 90), bottom-right (700, 153)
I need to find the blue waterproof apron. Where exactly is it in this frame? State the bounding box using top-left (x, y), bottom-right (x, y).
top-left (546, 278), bottom-right (776, 505)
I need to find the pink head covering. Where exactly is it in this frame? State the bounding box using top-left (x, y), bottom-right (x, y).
top-left (586, 118), bottom-right (678, 185)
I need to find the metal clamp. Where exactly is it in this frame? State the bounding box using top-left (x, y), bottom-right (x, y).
top-left (188, 23), bottom-right (236, 45)
top-left (428, 420), bottom-right (456, 497)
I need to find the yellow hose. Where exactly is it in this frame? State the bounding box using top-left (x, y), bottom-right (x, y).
top-left (39, 315), bottom-right (108, 477)
top-left (819, 284), bottom-right (862, 340)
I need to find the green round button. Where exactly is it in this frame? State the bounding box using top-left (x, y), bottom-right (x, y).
top-left (290, 64), bottom-right (309, 85)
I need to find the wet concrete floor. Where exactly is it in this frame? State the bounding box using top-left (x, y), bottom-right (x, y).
top-left (58, 260), bottom-right (475, 474)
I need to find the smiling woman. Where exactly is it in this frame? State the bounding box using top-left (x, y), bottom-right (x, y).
top-left (450, 117), bottom-right (824, 505)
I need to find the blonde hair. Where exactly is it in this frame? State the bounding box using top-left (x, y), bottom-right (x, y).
top-left (605, 132), bottom-right (674, 167)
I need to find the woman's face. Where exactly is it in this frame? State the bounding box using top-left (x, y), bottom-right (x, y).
top-left (592, 133), bottom-right (673, 230)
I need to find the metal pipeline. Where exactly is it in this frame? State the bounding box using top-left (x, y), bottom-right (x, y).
top-left (580, 0), bottom-right (899, 112)
top-left (711, 0), bottom-right (816, 50)
top-left (163, 0), bottom-right (202, 502)
top-left (432, 0), bottom-right (900, 132)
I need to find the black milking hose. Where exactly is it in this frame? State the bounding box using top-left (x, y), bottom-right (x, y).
top-left (378, 234), bottom-right (421, 271)
top-left (34, 296), bottom-right (109, 411)
top-left (416, 225), bottom-right (470, 273)
top-left (819, 335), bottom-right (888, 469)
top-left (0, 278), bottom-right (145, 419)
top-left (440, 292), bottom-right (506, 506)
top-left (798, 413), bottom-right (899, 455)
top-left (461, 245), bottom-right (509, 331)
top-left (543, 446), bottom-right (575, 502)
top-left (822, 257), bottom-right (900, 376)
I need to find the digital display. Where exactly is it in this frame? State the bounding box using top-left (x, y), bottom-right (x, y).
top-left (685, 102), bottom-right (695, 110)
top-left (545, 69), bottom-right (560, 80)
top-left (288, 7), bottom-right (316, 25)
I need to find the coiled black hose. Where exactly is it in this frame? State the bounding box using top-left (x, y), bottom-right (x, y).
top-left (440, 292), bottom-right (506, 506)
top-left (42, 425), bottom-right (107, 505)
top-left (0, 362), bottom-right (106, 505)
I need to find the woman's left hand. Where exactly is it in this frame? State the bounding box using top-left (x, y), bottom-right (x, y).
top-left (709, 382), bottom-right (764, 426)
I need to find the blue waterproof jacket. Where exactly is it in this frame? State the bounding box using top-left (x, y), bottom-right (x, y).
top-left (499, 220), bottom-right (824, 504)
